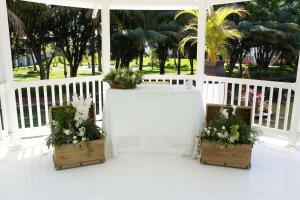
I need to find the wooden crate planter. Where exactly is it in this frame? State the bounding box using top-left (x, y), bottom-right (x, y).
top-left (200, 104), bottom-right (253, 169)
top-left (53, 139), bottom-right (105, 170)
top-left (200, 139), bottom-right (252, 169)
top-left (50, 104), bottom-right (105, 170)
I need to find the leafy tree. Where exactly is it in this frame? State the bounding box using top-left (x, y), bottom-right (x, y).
top-left (52, 7), bottom-right (94, 77)
top-left (7, 0), bottom-right (56, 79)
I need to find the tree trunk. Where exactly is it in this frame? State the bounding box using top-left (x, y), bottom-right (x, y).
top-left (70, 64), bottom-right (78, 77)
top-left (97, 47), bottom-right (102, 72)
top-left (91, 19), bottom-right (96, 75)
top-left (177, 51), bottom-right (181, 75)
top-left (189, 58), bottom-right (194, 75)
top-left (173, 49), bottom-right (177, 68)
top-left (159, 59), bottom-right (165, 75)
top-left (30, 52), bottom-right (37, 71)
top-left (64, 56), bottom-right (67, 78)
top-left (139, 53), bottom-right (144, 71)
top-left (115, 57), bottom-right (120, 69)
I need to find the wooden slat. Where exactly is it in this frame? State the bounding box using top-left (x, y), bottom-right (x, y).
top-left (266, 87), bottom-right (273, 128)
top-left (35, 86), bottom-right (42, 127)
top-left (27, 87), bottom-right (33, 128)
top-left (258, 86), bottom-right (265, 126)
top-left (17, 88), bottom-right (25, 129)
top-left (275, 88), bottom-right (282, 129)
top-left (283, 89), bottom-right (292, 131)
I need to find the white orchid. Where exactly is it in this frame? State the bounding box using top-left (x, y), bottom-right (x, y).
top-left (63, 129), bottom-right (71, 136)
top-left (82, 137), bottom-right (86, 142)
top-left (73, 136), bottom-right (77, 140)
top-left (220, 108), bottom-right (229, 119)
top-left (71, 95), bottom-right (93, 127)
top-left (232, 105), bottom-right (237, 116)
top-left (73, 140), bottom-right (78, 144)
top-left (217, 132), bottom-right (224, 138)
top-left (222, 126), bottom-right (226, 130)
top-left (78, 127), bottom-right (86, 137)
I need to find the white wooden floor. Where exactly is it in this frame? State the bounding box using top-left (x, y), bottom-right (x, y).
top-left (0, 136), bottom-right (299, 200)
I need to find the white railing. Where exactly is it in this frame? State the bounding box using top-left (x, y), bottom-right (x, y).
top-left (203, 75), bottom-right (296, 132)
top-left (0, 83), bottom-right (8, 138)
top-left (14, 75), bottom-right (104, 129)
top-left (12, 74), bottom-right (296, 135)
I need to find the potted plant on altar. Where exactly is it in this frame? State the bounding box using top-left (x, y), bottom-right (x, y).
top-left (103, 68), bottom-right (143, 89)
top-left (200, 104), bottom-right (261, 169)
top-left (46, 95), bottom-right (105, 170)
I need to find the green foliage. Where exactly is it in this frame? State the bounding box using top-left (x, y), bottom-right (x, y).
top-left (201, 112), bottom-right (261, 145)
top-left (46, 105), bottom-right (104, 148)
top-left (103, 68), bottom-right (143, 88)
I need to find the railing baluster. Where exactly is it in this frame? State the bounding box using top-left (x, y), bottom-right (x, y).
top-left (283, 89), bottom-right (292, 131)
top-left (86, 81), bottom-right (90, 97)
top-left (66, 83), bottom-right (70, 105)
top-left (98, 80), bottom-right (102, 117)
top-left (43, 85), bottom-right (49, 124)
top-left (275, 88), bottom-right (282, 129)
top-left (35, 86), bottom-right (42, 127)
top-left (259, 86), bottom-right (265, 126)
top-left (245, 84), bottom-right (250, 106)
top-left (251, 85), bottom-right (257, 125)
top-left (238, 83), bottom-right (242, 106)
top-left (73, 82), bottom-right (76, 96)
top-left (51, 85), bottom-right (56, 106)
top-left (27, 87), bottom-right (33, 128)
top-left (211, 81), bottom-right (215, 103)
top-left (230, 83), bottom-right (235, 105)
top-left (80, 82), bottom-right (83, 97)
top-left (224, 82), bottom-right (228, 105)
top-left (17, 88), bottom-right (25, 129)
top-left (92, 81), bottom-right (96, 104)
top-left (267, 87), bottom-right (273, 128)
top-left (59, 84), bottom-right (63, 106)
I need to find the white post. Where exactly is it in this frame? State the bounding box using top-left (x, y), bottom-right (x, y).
top-left (288, 52), bottom-right (300, 147)
top-left (101, 4), bottom-right (111, 73)
top-left (0, 1), bottom-right (20, 148)
top-left (196, 0), bottom-right (208, 84)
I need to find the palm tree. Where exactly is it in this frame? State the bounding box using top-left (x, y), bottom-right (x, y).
top-left (127, 11), bottom-right (176, 70)
top-left (176, 6), bottom-right (247, 63)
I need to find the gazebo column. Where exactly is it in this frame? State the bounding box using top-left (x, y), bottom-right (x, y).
top-left (101, 4), bottom-right (111, 73)
top-left (289, 52), bottom-right (300, 147)
top-left (0, 1), bottom-right (20, 147)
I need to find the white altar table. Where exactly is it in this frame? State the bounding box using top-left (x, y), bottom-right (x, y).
top-left (103, 85), bottom-right (204, 157)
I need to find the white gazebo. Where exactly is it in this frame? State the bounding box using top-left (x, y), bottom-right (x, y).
top-left (0, 0), bottom-right (300, 200)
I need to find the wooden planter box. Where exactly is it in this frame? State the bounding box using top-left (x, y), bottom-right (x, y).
top-left (200, 104), bottom-right (253, 169)
top-left (200, 139), bottom-right (252, 169)
top-left (111, 82), bottom-right (136, 89)
top-left (49, 104), bottom-right (105, 170)
top-left (53, 139), bottom-right (105, 170)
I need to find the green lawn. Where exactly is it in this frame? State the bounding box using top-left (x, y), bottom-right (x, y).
top-left (13, 57), bottom-right (196, 82)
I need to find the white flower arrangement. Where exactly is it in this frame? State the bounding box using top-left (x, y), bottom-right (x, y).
top-left (71, 95), bottom-right (93, 128)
